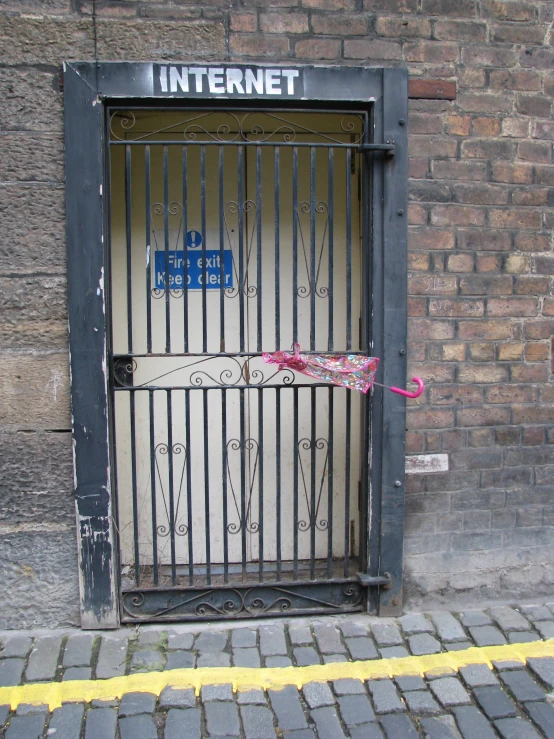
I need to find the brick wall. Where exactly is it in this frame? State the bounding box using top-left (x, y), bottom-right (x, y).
top-left (0, 0), bottom-right (552, 626)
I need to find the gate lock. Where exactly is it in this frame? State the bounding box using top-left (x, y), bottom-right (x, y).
top-left (358, 143), bottom-right (395, 156)
top-left (356, 572), bottom-right (392, 589)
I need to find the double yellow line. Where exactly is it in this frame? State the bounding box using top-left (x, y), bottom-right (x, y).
top-left (1, 638), bottom-right (553, 710)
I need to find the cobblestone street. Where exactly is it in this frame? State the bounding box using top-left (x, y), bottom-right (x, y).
top-left (1, 603), bottom-right (554, 738)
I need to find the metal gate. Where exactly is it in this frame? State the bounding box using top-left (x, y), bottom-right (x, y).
top-left (108, 106), bottom-right (382, 622)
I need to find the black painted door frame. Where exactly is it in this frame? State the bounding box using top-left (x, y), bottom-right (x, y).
top-left (64, 61), bottom-right (408, 629)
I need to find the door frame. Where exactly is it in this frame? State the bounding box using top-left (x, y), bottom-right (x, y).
top-left (64, 61), bottom-right (408, 628)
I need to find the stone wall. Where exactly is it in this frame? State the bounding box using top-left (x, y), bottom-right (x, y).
top-left (0, 0), bottom-right (552, 626)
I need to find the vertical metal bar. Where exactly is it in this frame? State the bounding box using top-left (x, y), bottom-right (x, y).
top-left (201, 145), bottom-right (207, 353)
top-left (219, 145), bottom-right (225, 352)
top-left (275, 387), bottom-right (282, 580)
top-left (145, 146), bottom-right (152, 354)
top-left (310, 386), bottom-right (316, 579)
top-left (163, 146), bottom-right (171, 354)
top-left (328, 148), bottom-right (334, 352)
top-left (292, 147), bottom-right (298, 344)
top-left (310, 147), bottom-right (316, 351)
top-left (182, 147), bottom-right (189, 353)
top-left (125, 145), bottom-right (133, 353)
top-left (221, 389), bottom-right (229, 583)
top-left (184, 388), bottom-right (194, 585)
top-left (327, 388), bottom-right (334, 578)
top-left (274, 147), bottom-right (280, 350)
top-left (293, 386), bottom-right (299, 579)
top-left (344, 390), bottom-right (352, 577)
top-left (258, 389), bottom-right (264, 581)
top-left (203, 388), bottom-right (211, 585)
top-left (346, 147), bottom-right (352, 351)
top-left (238, 146), bottom-right (245, 353)
top-left (166, 389), bottom-right (177, 585)
top-left (240, 387), bottom-right (247, 580)
top-left (129, 392), bottom-right (139, 585)
top-left (256, 145), bottom-right (262, 353)
top-left (149, 390), bottom-right (158, 585)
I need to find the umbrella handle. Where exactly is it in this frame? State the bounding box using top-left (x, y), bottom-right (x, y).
top-left (389, 377), bottom-right (425, 399)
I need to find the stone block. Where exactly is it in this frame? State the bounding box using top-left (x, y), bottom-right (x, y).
top-left (0, 186), bottom-right (66, 273)
top-left (0, 69), bottom-right (63, 133)
top-left (167, 632), bottom-right (194, 650)
top-left (118, 692), bottom-right (157, 716)
top-left (240, 705), bottom-right (276, 739)
top-left (268, 686), bottom-right (307, 730)
top-left (0, 530), bottom-right (79, 629)
top-left (0, 275), bottom-right (67, 350)
top-left (63, 633), bottom-right (94, 667)
top-left (429, 677), bottom-right (471, 706)
top-left (96, 20), bottom-right (225, 61)
top-left (96, 637), bottom-right (129, 679)
top-left (0, 134), bottom-right (64, 183)
top-left (452, 705), bottom-right (496, 739)
top-left (303, 681), bottom-right (335, 708)
top-left (118, 714), bottom-right (158, 739)
top-left (0, 354), bottom-right (70, 430)
top-left (311, 706), bottom-right (347, 739)
top-left (164, 708), bottom-right (201, 739)
top-left (165, 650), bottom-right (195, 669)
top-left (0, 16), bottom-right (93, 65)
top-left (204, 702), bottom-right (240, 737)
top-left (473, 686), bottom-right (517, 720)
top-left (159, 688), bottom-right (195, 709)
top-left (49, 703), bottom-right (85, 738)
top-left (5, 714), bottom-right (46, 739)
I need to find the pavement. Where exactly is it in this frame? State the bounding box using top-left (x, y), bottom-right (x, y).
top-left (1, 603), bottom-right (554, 738)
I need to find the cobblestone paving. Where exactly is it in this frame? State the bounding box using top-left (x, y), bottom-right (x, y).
top-left (0, 603), bottom-right (553, 737)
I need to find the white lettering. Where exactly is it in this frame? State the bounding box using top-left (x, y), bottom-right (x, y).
top-left (281, 69), bottom-right (299, 95)
top-left (189, 67), bottom-right (207, 93)
top-left (159, 65), bottom-right (168, 93)
top-left (244, 68), bottom-right (264, 95)
top-left (170, 66), bottom-right (188, 93)
top-left (226, 68), bottom-right (244, 94)
top-left (265, 69), bottom-right (281, 95)
top-left (208, 67), bottom-right (225, 94)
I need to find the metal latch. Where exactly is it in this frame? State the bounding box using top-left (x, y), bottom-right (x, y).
top-left (358, 143), bottom-right (395, 156)
top-left (356, 572), bottom-right (392, 589)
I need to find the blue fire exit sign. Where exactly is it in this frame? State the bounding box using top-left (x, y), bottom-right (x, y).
top-left (154, 250), bottom-right (233, 291)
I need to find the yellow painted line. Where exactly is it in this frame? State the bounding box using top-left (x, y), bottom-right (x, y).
top-left (1, 638), bottom-right (553, 711)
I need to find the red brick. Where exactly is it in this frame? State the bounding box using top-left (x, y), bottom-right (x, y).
top-left (404, 40), bottom-right (458, 63)
top-left (523, 319), bottom-right (554, 339)
top-left (310, 14), bottom-right (367, 35)
top-left (406, 431), bottom-right (425, 454)
top-left (407, 362), bottom-right (455, 382)
top-left (468, 428), bottom-right (495, 447)
top-left (445, 253), bottom-right (474, 273)
top-left (421, 0), bottom-right (477, 17)
top-left (433, 20), bottom-right (486, 41)
top-left (491, 23), bottom-right (547, 45)
top-left (496, 427), bottom-right (521, 446)
top-left (543, 298), bottom-right (554, 317)
top-left (230, 12), bottom-right (257, 31)
top-left (511, 364), bottom-right (549, 382)
top-left (480, 0), bottom-right (537, 21)
top-left (488, 208), bottom-right (542, 230)
top-left (302, 0), bottom-right (356, 7)
top-left (459, 275), bottom-right (513, 296)
top-left (375, 17), bottom-right (431, 37)
top-left (542, 385), bottom-right (554, 403)
top-left (533, 121), bottom-right (554, 141)
top-left (486, 385), bottom-right (537, 404)
top-left (487, 298), bottom-right (538, 317)
top-left (410, 318), bottom-right (455, 340)
top-left (461, 46), bottom-right (517, 68)
top-left (476, 255), bottom-right (501, 272)
top-left (343, 38), bottom-right (401, 60)
top-left (444, 115), bottom-right (471, 137)
top-left (260, 11), bottom-right (309, 33)
top-left (501, 118), bottom-right (530, 138)
top-left (489, 69), bottom-right (542, 91)
top-left (409, 158), bottom-right (429, 179)
top-left (517, 141), bottom-right (553, 163)
top-left (512, 405), bottom-right (554, 425)
top-left (515, 276), bottom-right (550, 295)
top-left (408, 204), bottom-right (428, 225)
top-left (406, 407), bottom-right (455, 430)
top-left (522, 427), bottom-right (545, 446)
top-left (512, 188), bottom-right (549, 206)
top-left (431, 160), bottom-right (487, 181)
top-left (408, 137), bottom-right (459, 159)
top-left (409, 112), bottom-right (444, 135)
top-left (230, 34), bottom-right (290, 56)
top-left (491, 161), bottom-right (533, 184)
top-left (408, 296), bottom-right (427, 316)
top-left (458, 230), bottom-right (512, 252)
top-left (514, 233), bottom-right (552, 252)
top-left (443, 343), bottom-right (467, 361)
top-left (429, 299), bottom-right (484, 317)
top-left (409, 228), bottom-right (455, 251)
top-left (535, 166), bottom-right (554, 186)
top-left (363, 0), bottom-right (419, 10)
top-left (408, 253), bottom-right (431, 273)
top-left (430, 385), bottom-right (483, 405)
top-left (431, 205), bottom-right (485, 227)
top-left (453, 182), bottom-right (509, 206)
top-left (519, 47), bottom-right (554, 71)
top-left (462, 139), bottom-right (514, 160)
top-left (459, 68), bottom-right (486, 88)
top-left (443, 429), bottom-right (467, 450)
top-left (517, 95), bottom-right (552, 119)
top-left (457, 93), bottom-right (514, 114)
top-left (458, 320), bottom-right (513, 340)
top-left (294, 37), bottom-right (340, 58)
top-left (525, 342), bottom-right (549, 361)
top-left (472, 117), bottom-right (501, 137)
top-left (469, 343), bottom-right (495, 361)
top-left (408, 274), bottom-right (458, 295)
top-left (457, 406), bottom-right (511, 427)
top-left (498, 342), bottom-right (523, 360)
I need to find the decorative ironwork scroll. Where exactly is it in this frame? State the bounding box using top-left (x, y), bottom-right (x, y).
top-left (154, 442), bottom-right (189, 538)
top-left (298, 438), bottom-right (330, 532)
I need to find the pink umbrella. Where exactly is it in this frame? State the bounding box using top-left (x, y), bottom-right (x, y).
top-left (262, 343), bottom-right (424, 398)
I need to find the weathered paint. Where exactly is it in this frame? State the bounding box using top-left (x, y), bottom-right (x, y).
top-left (1, 639), bottom-right (553, 710)
top-left (405, 454), bottom-right (449, 475)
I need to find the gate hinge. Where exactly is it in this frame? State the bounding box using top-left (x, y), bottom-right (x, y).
top-left (358, 143), bottom-right (395, 156)
top-left (356, 571), bottom-right (392, 589)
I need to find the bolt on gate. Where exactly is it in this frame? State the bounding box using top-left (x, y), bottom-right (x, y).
top-left (64, 64), bottom-right (408, 628)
